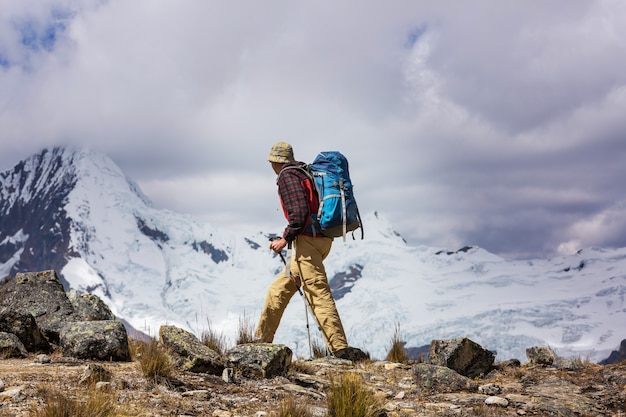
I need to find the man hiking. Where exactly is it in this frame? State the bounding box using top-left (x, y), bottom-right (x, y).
top-left (255, 142), bottom-right (366, 361)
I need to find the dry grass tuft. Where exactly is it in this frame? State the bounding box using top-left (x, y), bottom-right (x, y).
top-left (326, 372), bottom-right (383, 417)
top-left (135, 338), bottom-right (175, 382)
top-left (127, 337), bottom-right (141, 361)
top-left (385, 323), bottom-right (408, 364)
top-left (289, 358), bottom-right (315, 375)
top-left (312, 338), bottom-right (328, 358)
top-left (470, 404), bottom-right (506, 416)
top-left (571, 355), bottom-right (594, 369)
top-left (30, 385), bottom-right (134, 417)
top-left (201, 319), bottom-right (230, 355)
top-left (236, 311), bottom-right (257, 344)
top-left (274, 394), bottom-right (314, 417)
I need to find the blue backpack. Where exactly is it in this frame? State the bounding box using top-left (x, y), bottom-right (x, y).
top-left (306, 152), bottom-right (363, 241)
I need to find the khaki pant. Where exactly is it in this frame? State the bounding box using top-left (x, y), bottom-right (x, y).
top-left (255, 234), bottom-right (349, 353)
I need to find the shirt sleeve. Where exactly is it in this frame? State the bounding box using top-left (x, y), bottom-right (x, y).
top-left (277, 168), bottom-right (311, 242)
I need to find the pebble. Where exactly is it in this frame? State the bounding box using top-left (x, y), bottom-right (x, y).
top-left (222, 368), bottom-right (235, 383)
top-left (1, 386), bottom-right (26, 403)
top-left (479, 383), bottom-right (502, 395)
top-left (34, 354), bottom-right (52, 364)
top-left (95, 382), bottom-right (111, 391)
top-left (181, 390), bottom-right (211, 399)
top-left (485, 396), bottom-right (509, 407)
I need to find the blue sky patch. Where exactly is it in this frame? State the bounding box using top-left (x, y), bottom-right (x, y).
top-left (0, 54), bottom-right (9, 69)
top-left (14, 7), bottom-right (72, 54)
top-left (405, 25), bottom-right (427, 49)
top-left (16, 19), bottom-right (67, 53)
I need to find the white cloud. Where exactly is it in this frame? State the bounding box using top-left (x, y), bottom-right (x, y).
top-left (558, 200), bottom-right (626, 255)
top-left (2, 0), bottom-right (626, 259)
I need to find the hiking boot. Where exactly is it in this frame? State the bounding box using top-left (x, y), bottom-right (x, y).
top-left (334, 347), bottom-right (369, 362)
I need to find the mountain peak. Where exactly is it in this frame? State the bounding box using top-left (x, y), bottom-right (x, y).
top-left (0, 146), bottom-right (152, 280)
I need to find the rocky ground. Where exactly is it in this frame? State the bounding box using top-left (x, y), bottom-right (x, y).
top-left (1, 354), bottom-right (625, 417)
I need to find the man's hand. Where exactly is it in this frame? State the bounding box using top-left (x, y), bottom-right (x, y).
top-left (269, 237), bottom-right (288, 253)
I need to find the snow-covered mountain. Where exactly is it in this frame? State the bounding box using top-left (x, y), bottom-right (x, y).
top-left (1, 147), bottom-right (625, 362)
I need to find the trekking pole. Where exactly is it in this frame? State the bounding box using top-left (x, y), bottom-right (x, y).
top-left (269, 237), bottom-right (333, 358)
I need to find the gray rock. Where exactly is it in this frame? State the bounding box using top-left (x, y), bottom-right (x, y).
top-left (225, 343), bottom-right (292, 379)
top-left (412, 363), bottom-right (478, 394)
top-left (600, 338), bottom-right (626, 365)
top-left (479, 383), bottom-right (502, 395)
top-left (493, 359), bottom-right (521, 370)
top-left (181, 390), bottom-right (212, 399)
top-left (0, 332), bottom-right (28, 358)
top-left (1, 269), bottom-right (132, 361)
top-left (67, 290), bottom-right (115, 321)
top-left (59, 320), bottom-right (130, 361)
top-left (0, 386), bottom-right (26, 403)
top-left (553, 356), bottom-right (575, 370)
top-left (79, 363), bottom-right (112, 385)
top-left (95, 382), bottom-right (112, 391)
top-left (222, 367), bottom-right (235, 383)
top-left (485, 396), bottom-right (509, 407)
top-left (526, 345), bottom-right (556, 366)
top-left (0, 309), bottom-right (51, 353)
top-left (428, 337), bottom-right (495, 378)
top-left (33, 354), bottom-right (51, 364)
top-left (159, 325), bottom-right (224, 375)
top-left (0, 270), bottom-right (74, 342)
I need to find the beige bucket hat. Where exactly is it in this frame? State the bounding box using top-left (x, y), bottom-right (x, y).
top-left (267, 142), bottom-right (295, 163)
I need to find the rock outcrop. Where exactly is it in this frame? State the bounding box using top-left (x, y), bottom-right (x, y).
top-left (600, 339), bottom-right (626, 365)
top-left (2, 269), bottom-right (626, 416)
top-left (0, 270), bottom-right (129, 360)
top-left (159, 325), bottom-right (224, 374)
top-left (225, 343), bottom-right (293, 378)
top-left (59, 320), bottom-right (130, 361)
top-left (0, 310), bottom-right (50, 353)
top-left (428, 337), bottom-right (495, 378)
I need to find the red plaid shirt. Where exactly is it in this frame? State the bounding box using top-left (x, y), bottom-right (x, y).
top-left (276, 162), bottom-right (319, 242)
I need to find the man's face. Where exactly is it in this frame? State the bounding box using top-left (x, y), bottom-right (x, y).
top-left (271, 162), bottom-right (283, 175)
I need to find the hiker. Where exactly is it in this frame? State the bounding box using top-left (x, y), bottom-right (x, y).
top-left (255, 142), bottom-right (364, 360)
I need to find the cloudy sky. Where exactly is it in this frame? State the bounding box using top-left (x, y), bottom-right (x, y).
top-left (1, 0), bottom-right (626, 260)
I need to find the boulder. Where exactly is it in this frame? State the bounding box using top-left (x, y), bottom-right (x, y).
top-left (0, 309), bottom-right (50, 352)
top-left (412, 363), bottom-right (478, 394)
top-left (1, 269), bottom-right (132, 361)
top-left (225, 343), bottom-right (292, 379)
top-left (59, 321), bottom-right (130, 361)
top-left (159, 325), bottom-right (224, 375)
top-left (67, 290), bottom-right (115, 321)
top-left (428, 338), bottom-right (495, 378)
top-left (0, 332), bottom-right (28, 358)
top-left (0, 270), bottom-right (74, 342)
top-left (526, 345), bottom-right (557, 366)
top-left (492, 359), bottom-right (521, 370)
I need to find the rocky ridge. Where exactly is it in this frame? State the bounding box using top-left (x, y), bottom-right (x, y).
top-left (1, 348), bottom-right (625, 416)
top-left (1, 270), bottom-right (625, 416)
